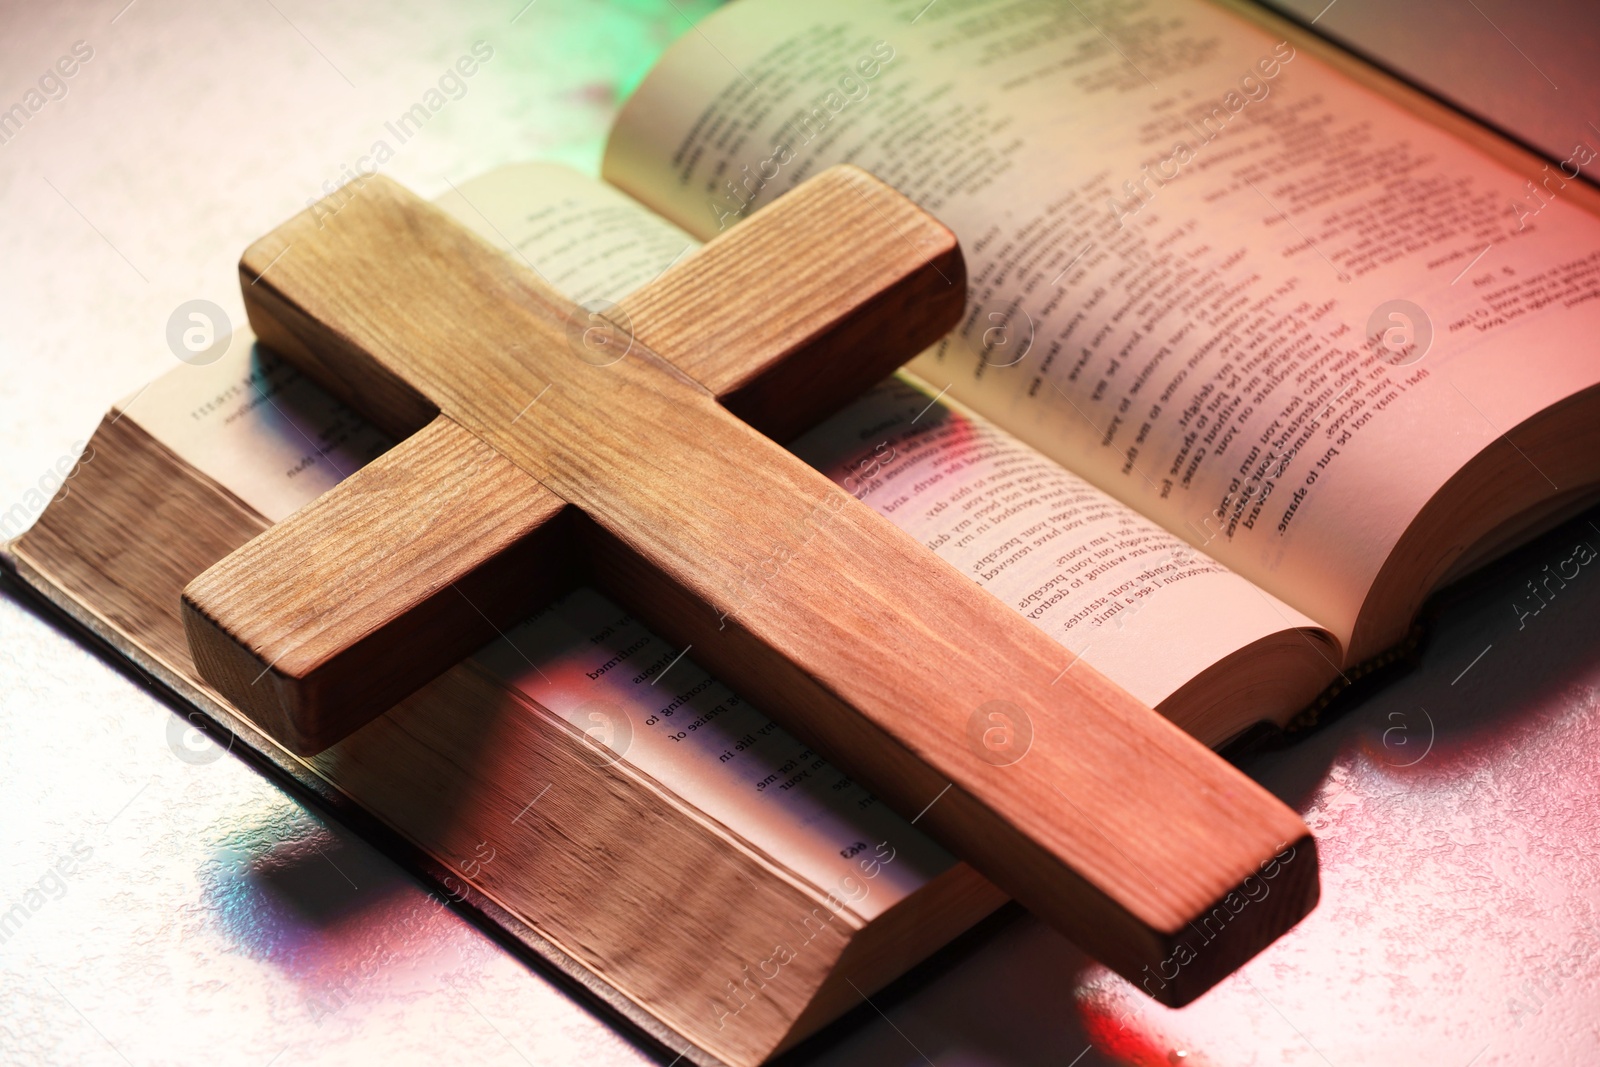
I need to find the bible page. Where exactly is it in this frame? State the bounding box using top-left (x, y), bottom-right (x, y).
top-left (603, 0), bottom-right (1600, 658)
top-left (789, 375), bottom-right (1334, 729)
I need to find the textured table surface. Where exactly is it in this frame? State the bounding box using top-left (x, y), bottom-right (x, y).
top-left (3, 2), bottom-right (1599, 1065)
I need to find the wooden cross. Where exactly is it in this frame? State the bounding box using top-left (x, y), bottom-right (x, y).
top-left (182, 165), bottom-right (1315, 1004)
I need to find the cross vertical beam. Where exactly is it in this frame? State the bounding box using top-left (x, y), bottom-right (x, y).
top-left (183, 166), bottom-right (1316, 1003)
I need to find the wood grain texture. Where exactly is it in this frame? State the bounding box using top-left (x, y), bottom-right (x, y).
top-left (616, 164), bottom-right (966, 441)
top-left (14, 413), bottom-right (1001, 1067)
top-left (185, 165), bottom-right (1318, 1002)
top-left (185, 167), bottom-right (965, 753)
top-left (183, 415), bottom-right (583, 753)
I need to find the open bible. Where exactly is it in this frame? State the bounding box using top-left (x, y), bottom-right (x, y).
top-left (7, 0), bottom-right (1600, 1063)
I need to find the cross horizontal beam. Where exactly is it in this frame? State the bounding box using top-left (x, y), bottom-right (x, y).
top-left (183, 166), bottom-right (1316, 1003)
top-left (184, 167), bottom-right (963, 752)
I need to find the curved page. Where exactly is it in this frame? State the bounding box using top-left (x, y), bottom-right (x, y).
top-left (604, 0), bottom-right (1600, 656)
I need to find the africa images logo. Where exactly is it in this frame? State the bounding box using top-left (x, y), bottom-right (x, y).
top-left (1366, 299), bottom-right (1433, 367)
